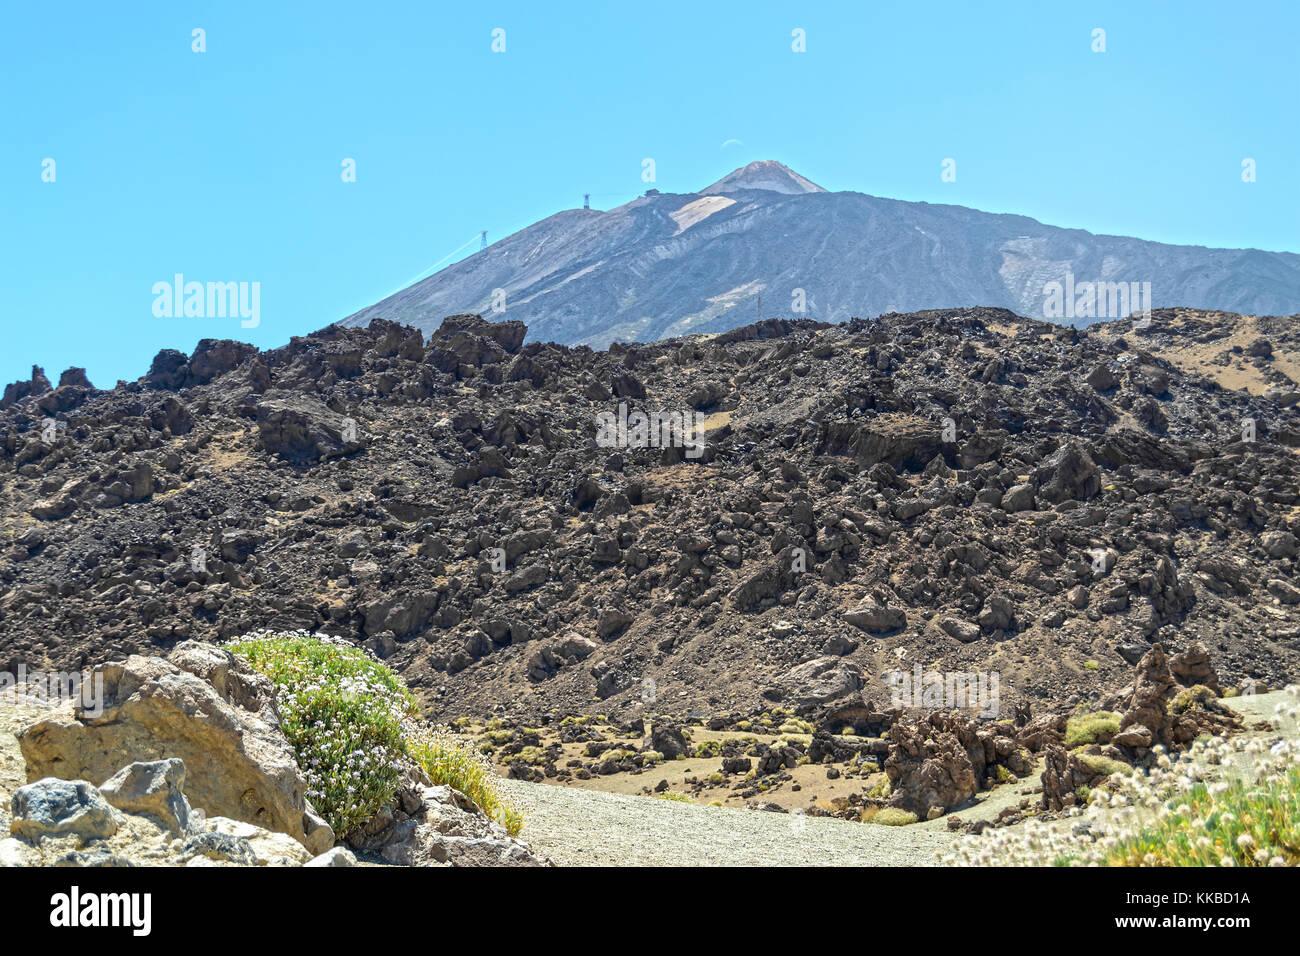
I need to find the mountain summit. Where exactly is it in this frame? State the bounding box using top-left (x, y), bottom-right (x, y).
top-left (699, 160), bottom-right (827, 195)
top-left (338, 162), bottom-right (1300, 348)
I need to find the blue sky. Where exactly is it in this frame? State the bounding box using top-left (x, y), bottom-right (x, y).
top-left (3, 1), bottom-right (1296, 387)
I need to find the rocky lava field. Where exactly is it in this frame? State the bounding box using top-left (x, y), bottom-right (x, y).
top-left (2, 307), bottom-right (1299, 730)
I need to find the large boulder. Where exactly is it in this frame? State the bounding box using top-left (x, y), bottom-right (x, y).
top-left (361, 591), bottom-right (440, 639)
top-left (255, 396), bottom-right (365, 462)
top-left (780, 658), bottom-right (863, 709)
top-left (16, 644), bottom-right (333, 854)
top-left (650, 722), bottom-right (690, 760)
top-left (1168, 642), bottom-right (1220, 695)
top-left (1033, 441), bottom-right (1102, 503)
top-left (189, 338), bottom-right (258, 385)
top-left (843, 599), bottom-right (906, 634)
top-left (431, 313), bottom-right (527, 356)
top-left (818, 413), bottom-right (942, 470)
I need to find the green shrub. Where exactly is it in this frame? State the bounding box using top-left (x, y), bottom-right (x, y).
top-left (406, 725), bottom-right (523, 835)
top-left (229, 631), bottom-right (521, 838)
top-left (694, 740), bottom-right (722, 758)
top-left (1064, 711), bottom-right (1120, 747)
top-left (869, 807), bottom-right (918, 826)
top-left (1078, 753), bottom-right (1130, 777)
top-left (866, 776), bottom-right (892, 799)
top-left (506, 746), bottom-right (548, 766)
top-left (1171, 684), bottom-right (1218, 715)
top-left (227, 632), bottom-right (415, 839)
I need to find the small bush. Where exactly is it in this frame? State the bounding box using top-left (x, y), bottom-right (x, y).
top-left (655, 792), bottom-right (692, 803)
top-left (1171, 684), bottom-right (1219, 715)
top-left (1065, 711), bottom-right (1120, 747)
top-left (694, 740), bottom-right (722, 758)
top-left (1077, 753), bottom-right (1130, 778)
top-left (406, 725), bottom-right (523, 835)
top-left (507, 746), bottom-right (548, 766)
top-left (868, 807), bottom-right (918, 826)
top-left (866, 776), bottom-right (892, 799)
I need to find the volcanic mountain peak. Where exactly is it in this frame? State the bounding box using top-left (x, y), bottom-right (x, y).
top-left (699, 159), bottom-right (827, 196)
top-left (337, 160), bottom-right (1300, 349)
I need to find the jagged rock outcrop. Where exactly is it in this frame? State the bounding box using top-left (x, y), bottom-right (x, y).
top-left (779, 657), bottom-right (863, 710)
top-left (1, 366), bottom-right (52, 409)
top-left (1114, 644), bottom-right (1177, 751)
top-left (1040, 745), bottom-right (1108, 811)
top-left (883, 713), bottom-right (983, 819)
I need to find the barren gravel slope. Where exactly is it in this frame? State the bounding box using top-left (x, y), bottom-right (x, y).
top-left (497, 777), bottom-right (951, 866)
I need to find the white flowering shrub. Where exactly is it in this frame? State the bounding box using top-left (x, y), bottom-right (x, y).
top-left (227, 630), bottom-right (521, 840)
top-left (227, 631), bottom-right (418, 839)
top-left (947, 686), bottom-right (1300, 867)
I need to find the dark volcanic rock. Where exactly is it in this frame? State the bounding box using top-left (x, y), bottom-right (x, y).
top-left (0, 306), bottom-right (1298, 725)
top-left (255, 397), bottom-right (365, 461)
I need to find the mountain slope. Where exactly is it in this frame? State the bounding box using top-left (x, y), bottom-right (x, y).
top-left (2, 307), bottom-right (1299, 727)
top-left (338, 161), bottom-right (1300, 348)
